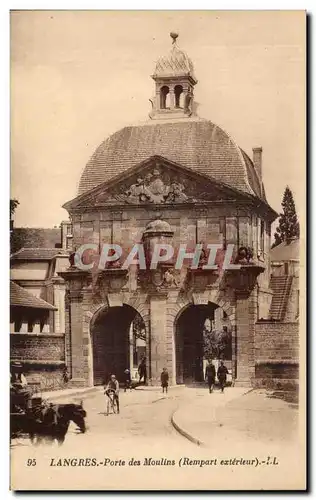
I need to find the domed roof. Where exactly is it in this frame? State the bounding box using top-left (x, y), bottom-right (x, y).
top-left (143, 219), bottom-right (173, 234)
top-left (78, 118), bottom-right (264, 200)
top-left (153, 33), bottom-right (196, 81)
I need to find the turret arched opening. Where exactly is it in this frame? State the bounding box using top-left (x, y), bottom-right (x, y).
top-left (160, 85), bottom-right (170, 109)
top-left (174, 84), bottom-right (184, 108)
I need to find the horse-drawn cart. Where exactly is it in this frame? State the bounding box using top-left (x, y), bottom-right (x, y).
top-left (10, 389), bottom-right (87, 445)
top-left (11, 390), bottom-right (44, 440)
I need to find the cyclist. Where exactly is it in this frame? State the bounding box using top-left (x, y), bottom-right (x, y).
top-left (104, 374), bottom-right (120, 413)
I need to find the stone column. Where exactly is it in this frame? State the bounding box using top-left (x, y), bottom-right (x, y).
top-left (235, 288), bottom-right (257, 385)
top-left (33, 321), bottom-right (41, 333)
top-left (149, 293), bottom-right (167, 385)
top-left (85, 331), bottom-right (94, 387)
top-left (53, 279), bottom-right (66, 333)
top-left (169, 88), bottom-right (175, 109)
top-left (42, 323), bottom-right (50, 333)
top-left (69, 290), bottom-right (86, 387)
top-left (20, 322), bottom-right (28, 333)
top-left (155, 86), bottom-right (160, 110)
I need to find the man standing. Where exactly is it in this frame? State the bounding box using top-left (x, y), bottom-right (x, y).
top-left (160, 368), bottom-right (169, 394)
top-left (205, 359), bottom-right (216, 393)
top-left (138, 356), bottom-right (147, 385)
top-left (217, 360), bottom-right (229, 393)
top-left (123, 368), bottom-right (132, 392)
top-left (62, 366), bottom-right (69, 385)
top-left (10, 362), bottom-right (32, 411)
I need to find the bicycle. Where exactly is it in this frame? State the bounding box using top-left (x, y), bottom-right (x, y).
top-left (105, 389), bottom-right (119, 415)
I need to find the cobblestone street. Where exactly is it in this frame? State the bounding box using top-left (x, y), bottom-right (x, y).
top-left (10, 386), bottom-right (304, 490)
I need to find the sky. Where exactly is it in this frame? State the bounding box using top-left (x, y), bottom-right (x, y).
top-left (10, 10), bottom-right (305, 228)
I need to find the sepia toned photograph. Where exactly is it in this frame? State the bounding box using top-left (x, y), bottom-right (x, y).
top-left (9, 10), bottom-right (306, 491)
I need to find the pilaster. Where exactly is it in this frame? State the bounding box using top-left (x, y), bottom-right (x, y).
top-left (149, 292), bottom-right (168, 385)
top-left (69, 290), bottom-right (86, 386)
top-left (235, 288), bottom-right (257, 385)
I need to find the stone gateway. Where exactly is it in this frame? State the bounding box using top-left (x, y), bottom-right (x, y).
top-left (59, 33), bottom-right (279, 389)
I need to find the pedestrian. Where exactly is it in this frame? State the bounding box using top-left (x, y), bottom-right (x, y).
top-left (104, 374), bottom-right (120, 413)
top-left (10, 362), bottom-right (32, 411)
top-left (123, 368), bottom-right (132, 392)
top-left (62, 366), bottom-right (69, 385)
top-left (138, 356), bottom-right (147, 385)
top-left (205, 359), bottom-right (216, 393)
top-left (217, 360), bottom-right (229, 393)
top-left (161, 367), bottom-right (169, 394)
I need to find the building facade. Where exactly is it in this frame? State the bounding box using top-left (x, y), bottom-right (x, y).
top-left (60, 35), bottom-right (278, 388)
top-left (10, 229), bottom-right (70, 390)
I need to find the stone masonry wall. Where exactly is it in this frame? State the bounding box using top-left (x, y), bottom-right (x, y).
top-left (10, 333), bottom-right (65, 363)
top-left (255, 322), bottom-right (299, 362)
top-left (10, 333), bottom-right (66, 392)
top-left (254, 321), bottom-right (299, 390)
top-left (284, 276), bottom-right (299, 323)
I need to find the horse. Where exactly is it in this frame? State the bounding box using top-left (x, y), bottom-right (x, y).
top-left (29, 402), bottom-right (87, 445)
top-left (11, 402), bottom-right (87, 445)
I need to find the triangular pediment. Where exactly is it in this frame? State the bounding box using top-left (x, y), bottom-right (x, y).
top-left (63, 156), bottom-right (253, 211)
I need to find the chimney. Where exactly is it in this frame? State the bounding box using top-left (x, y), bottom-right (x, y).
top-left (60, 220), bottom-right (73, 250)
top-left (252, 147), bottom-right (263, 181)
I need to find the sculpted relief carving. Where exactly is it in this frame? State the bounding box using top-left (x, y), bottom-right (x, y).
top-left (122, 169), bottom-right (193, 204)
top-left (93, 163), bottom-right (229, 207)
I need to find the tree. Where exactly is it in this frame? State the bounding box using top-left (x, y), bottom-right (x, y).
top-left (10, 199), bottom-right (19, 218)
top-left (272, 186), bottom-right (300, 248)
top-left (10, 199), bottom-right (21, 253)
top-left (203, 328), bottom-right (232, 361)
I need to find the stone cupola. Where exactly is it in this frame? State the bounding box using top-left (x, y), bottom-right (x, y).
top-left (149, 33), bottom-right (198, 120)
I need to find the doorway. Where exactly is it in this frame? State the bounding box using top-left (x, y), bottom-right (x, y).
top-left (90, 304), bottom-right (145, 385)
top-left (175, 302), bottom-right (232, 384)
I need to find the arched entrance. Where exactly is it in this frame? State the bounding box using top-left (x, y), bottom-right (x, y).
top-left (175, 302), bottom-right (232, 385)
top-left (90, 305), bottom-right (146, 385)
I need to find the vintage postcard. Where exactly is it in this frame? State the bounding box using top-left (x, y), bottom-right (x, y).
top-left (10, 10), bottom-right (306, 491)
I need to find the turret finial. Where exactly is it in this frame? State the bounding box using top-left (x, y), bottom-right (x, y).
top-left (170, 32), bottom-right (179, 45)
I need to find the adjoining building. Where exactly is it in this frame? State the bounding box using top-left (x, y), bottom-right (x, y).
top-left (10, 226), bottom-right (70, 390)
top-left (270, 237), bottom-right (299, 323)
top-left (253, 237), bottom-right (300, 392)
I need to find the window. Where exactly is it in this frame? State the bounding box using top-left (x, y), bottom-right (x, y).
top-left (14, 319), bottom-right (22, 333)
top-left (160, 86), bottom-right (169, 109)
top-left (66, 237), bottom-right (73, 250)
top-left (40, 319), bottom-right (46, 333)
top-left (174, 85), bottom-right (183, 108)
top-left (260, 219), bottom-right (265, 253)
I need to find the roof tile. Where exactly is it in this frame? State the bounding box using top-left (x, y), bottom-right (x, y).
top-left (78, 120), bottom-right (264, 200)
top-left (10, 281), bottom-right (57, 310)
top-left (10, 248), bottom-right (67, 261)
